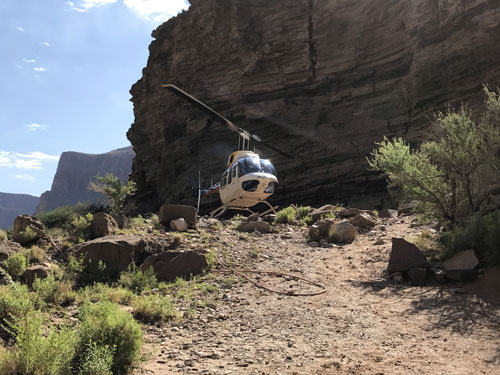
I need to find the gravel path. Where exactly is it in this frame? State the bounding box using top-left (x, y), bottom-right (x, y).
top-left (135, 217), bottom-right (500, 374)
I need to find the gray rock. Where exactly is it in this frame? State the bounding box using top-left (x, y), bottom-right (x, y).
top-left (349, 213), bottom-right (376, 229)
top-left (374, 238), bottom-right (385, 245)
top-left (378, 209), bottom-right (398, 219)
top-left (338, 208), bottom-right (363, 218)
top-left (387, 238), bottom-right (430, 273)
top-left (329, 220), bottom-right (356, 244)
top-left (159, 204), bottom-right (197, 228)
top-left (23, 265), bottom-right (50, 287)
top-left (12, 215), bottom-right (46, 246)
top-left (0, 241), bottom-right (22, 262)
top-left (237, 221), bottom-right (270, 233)
top-left (443, 249), bottom-right (479, 271)
top-left (140, 250), bottom-right (207, 282)
top-left (247, 213), bottom-right (260, 222)
top-left (170, 218), bottom-right (188, 232)
top-left (90, 212), bottom-right (118, 239)
top-left (310, 205), bottom-right (335, 222)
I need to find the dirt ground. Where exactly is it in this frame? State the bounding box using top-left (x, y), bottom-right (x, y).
top-left (134, 216), bottom-right (500, 375)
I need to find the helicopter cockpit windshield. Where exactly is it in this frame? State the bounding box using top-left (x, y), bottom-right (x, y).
top-left (237, 158), bottom-right (277, 177)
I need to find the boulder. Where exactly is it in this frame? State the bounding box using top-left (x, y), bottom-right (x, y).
top-left (159, 204), bottom-right (197, 228)
top-left (90, 212), bottom-right (118, 239)
top-left (12, 215), bottom-right (46, 246)
top-left (237, 221), bottom-right (270, 233)
top-left (0, 241), bottom-right (22, 262)
top-left (349, 213), bottom-right (376, 229)
top-left (378, 209), bottom-right (398, 219)
top-left (387, 238), bottom-right (430, 273)
top-left (68, 235), bottom-right (149, 277)
top-left (314, 219), bottom-right (336, 237)
top-left (247, 213), bottom-right (260, 222)
top-left (329, 220), bottom-right (356, 244)
top-left (22, 265), bottom-right (50, 287)
top-left (310, 205), bottom-right (335, 222)
top-left (443, 249), bottom-right (479, 271)
top-left (170, 218), bottom-right (188, 232)
top-left (140, 250), bottom-right (207, 282)
top-left (338, 208), bottom-right (363, 218)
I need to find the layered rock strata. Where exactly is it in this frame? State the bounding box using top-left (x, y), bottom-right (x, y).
top-left (127, 0), bottom-right (500, 213)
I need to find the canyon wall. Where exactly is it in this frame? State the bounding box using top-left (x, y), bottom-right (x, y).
top-left (127, 0), bottom-right (500, 212)
top-left (0, 193), bottom-right (39, 229)
top-left (36, 146), bottom-right (134, 213)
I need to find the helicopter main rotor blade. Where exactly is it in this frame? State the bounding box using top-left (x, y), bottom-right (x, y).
top-left (162, 84), bottom-right (240, 133)
top-left (162, 84), bottom-right (292, 159)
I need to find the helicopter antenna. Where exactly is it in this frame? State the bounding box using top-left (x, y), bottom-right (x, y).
top-left (162, 84), bottom-right (293, 158)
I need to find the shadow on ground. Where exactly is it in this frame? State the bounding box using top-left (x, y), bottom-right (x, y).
top-left (349, 278), bottom-right (500, 334)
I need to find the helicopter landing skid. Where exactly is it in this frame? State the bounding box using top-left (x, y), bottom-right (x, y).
top-left (209, 201), bottom-right (277, 219)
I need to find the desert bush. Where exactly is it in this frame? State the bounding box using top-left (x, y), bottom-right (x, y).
top-left (77, 301), bottom-right (142, 375)
top-left (132, 294), bottom-right (178, 323)
top-left (368, 87), bottom-right (500, 225)
top-left (128, 215), bottom-right (145, 230)
top-left (0, 283), bottom-right (34, 338)
top-left (77, 341), bottom-right (114, 375)
top-left (33, 275), bottom-right (76, 309)
top-left (2, 252), bottom-right (29, 279)
top-left (88, 173), bottom-right (136, 221)
top-left (77, 284), bottom-right (133, 305)
top-left (12, 227), bottom-right (38, 245)
top-left (296, 206), bottom-right (311, 220)
top-left (438, 211), bottom-right (500, 265)
top-left (27, 246), bottom-right (47, 264)
top-left (119, 265), bottom-right (157, 294)
top-left (149, 214), bottom-right (161, 230)
top-left (36, 202), bottom-right (106, 229)
top-left (2, 310), bottom-right (76, 375)
top-left (274, 206), bottom-right (297, 224)
top-left (70, 213), bottom-right (93, 242)
top-left (0, 230), bottom-right (7, 241)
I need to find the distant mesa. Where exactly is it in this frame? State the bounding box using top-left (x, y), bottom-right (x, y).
top-left (0, 193), bottom-right (40, 230)
top-left (35, 146), bottom-right (135, 213)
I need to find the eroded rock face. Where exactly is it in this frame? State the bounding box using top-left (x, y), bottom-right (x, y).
top-left (127, 0), bottom-right (500, 213)
top-left (36, 147), bottom-right (134, 213)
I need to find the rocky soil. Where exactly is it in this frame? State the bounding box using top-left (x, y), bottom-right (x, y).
top-left (134, 216), bottom-right (500, 375)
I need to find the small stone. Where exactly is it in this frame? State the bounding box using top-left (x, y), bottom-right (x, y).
top-left (374, 238), bottom-right (384, 245)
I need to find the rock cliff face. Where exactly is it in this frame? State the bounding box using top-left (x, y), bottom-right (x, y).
top-left (0, 193), bottom-right (40, 229)
top-left (36, 147), bottom-right (135, 213)
top-left (127, 0), bottom-right (500, 213)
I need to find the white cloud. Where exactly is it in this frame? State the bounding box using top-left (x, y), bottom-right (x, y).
top-left (14, 175), bottom-right (36, 182)
top-left (42, 41), bottom-right (52, 47)
top-left (34, 67), bottom-right (47, 72)
top-left (0, 151), bottom-right (59, 170)
top-left (22, 58), bottom-right (37, 63)
top-left (67, 0), bottom-right (117, 12)
top-left (16, 26), bottom-right (24, 31)
top-left (124, 0), bottom-right (188, 22)
top-left (26, 123), bottom-right (46, 131)
top-left (67, 0), bottom-right (188, 22)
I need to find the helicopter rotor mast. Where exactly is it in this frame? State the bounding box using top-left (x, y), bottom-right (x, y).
top-left (161, 84), bottom-right (291, 158)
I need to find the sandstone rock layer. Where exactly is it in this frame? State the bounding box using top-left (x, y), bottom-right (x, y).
top-left (127, 0), bottom-right (500, 213)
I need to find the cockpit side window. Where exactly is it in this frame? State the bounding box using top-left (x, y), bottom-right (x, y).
top-left (220, 171), bottom-right (228, 187)
top-left (260, 159), bottom-right (277, 176)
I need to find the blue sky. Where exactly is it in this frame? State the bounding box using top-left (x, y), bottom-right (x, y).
top-left (0, 0), bottom-right (189, 197)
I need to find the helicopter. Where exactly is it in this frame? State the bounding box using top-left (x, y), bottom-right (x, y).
top-left (161, 84), bottom-right (292, 218)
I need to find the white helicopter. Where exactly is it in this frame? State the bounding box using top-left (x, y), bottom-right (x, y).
top-left (162, 84), bottom-right (291, 218)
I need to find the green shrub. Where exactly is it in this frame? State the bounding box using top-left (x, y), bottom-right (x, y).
top-left (36, 202), bottom-right (105, 229)
top-left (296, 206), bottom-right (311, 220)
top-left (2, 252), bottom-right (29, 279)
top-left (3, 310), bottom-right (76, 375)
top-left (77, 301), bottom-right (142, 375)
top-left (119, 264), bottom-right (157, 294)
top-left (33, 275), bottom-right (76, 309)
top-left (149, 214), bottom-right (161, 230)
top-left (438, 211), bottom-right (500, 265)
top-left (27, 246), bottom-right (47, 264)
top-left (274, 206), bottom-right (297, 224)
top-left (0, 346), bottom-right (16, 375)
top-left (77, 284), bottom-right (133, 306)
top-left (77, 341), bottom-right (114, 375)
top-left (0, 283), bottom-right (34, 337)
top-left (13, 227), bottom-right (38, 245)
top-left (70, 213), bottom-right (93, 242)
top-left (0, 230), bottom-right (7, 241)
top-left (128, 215), bottom-right (145, 230)
top-left (368, 87), bottom-right (500, 225)
top-left (132, 294), bottom-right (178, 323)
